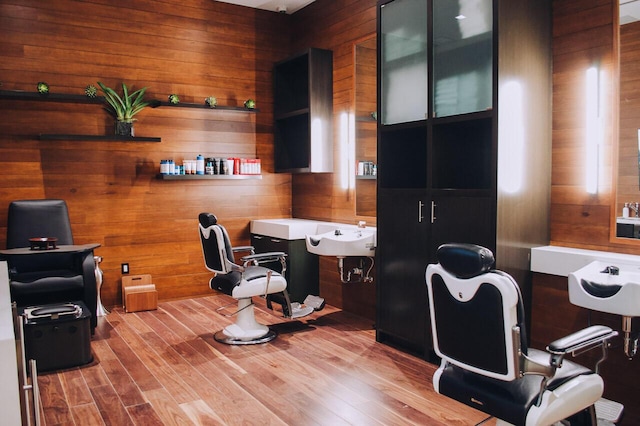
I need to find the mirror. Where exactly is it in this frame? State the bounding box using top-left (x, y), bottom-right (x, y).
top-left (616, 1), bottom-right (640, 239)
top-left (355, 35), bottom-right (377, 217)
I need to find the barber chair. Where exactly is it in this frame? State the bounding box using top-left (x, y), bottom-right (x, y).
top-left (2, 199), bottom-right (98, 333)
top-left (425, 243), bottom-right (618, 426)
top-left (198, 213), bottom-right (315, 345)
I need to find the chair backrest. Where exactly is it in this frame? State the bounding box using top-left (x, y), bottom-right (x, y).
top-left (198, 213), bottom-right (234, 274)
top-left (426, 243), bottom-right (527, 381)
top-left (6, 199), bottom-right (74, 249)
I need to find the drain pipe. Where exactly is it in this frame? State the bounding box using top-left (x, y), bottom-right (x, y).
top-left (622, 316), bottom-right (638, 359)
top-left (337, 256), bottom-right (375, 283)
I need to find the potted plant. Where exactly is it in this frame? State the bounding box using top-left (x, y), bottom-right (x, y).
top-left (97, 82), bottom-right (150, 136)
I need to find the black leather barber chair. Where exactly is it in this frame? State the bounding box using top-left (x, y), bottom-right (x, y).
top-left (198, 213), bottom-right (316, 345)
top-left (425, 243), bottom-right (618, 426)
top-left (2, 199), bottom-right (99, 333)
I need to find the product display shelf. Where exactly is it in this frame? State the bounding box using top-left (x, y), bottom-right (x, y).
top-left (156, 174), bottom-right (262, 180)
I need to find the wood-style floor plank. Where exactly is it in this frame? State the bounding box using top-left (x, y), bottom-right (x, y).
top-left (36, 295), bottom-right (490, 425)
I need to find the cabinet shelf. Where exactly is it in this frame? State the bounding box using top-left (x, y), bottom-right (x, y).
top-left (39, 134), bottom-right (161, 142)
top-left (156, 101), bottom-right (259, 112)
top-left (156, 174), bottom-right (261, 180)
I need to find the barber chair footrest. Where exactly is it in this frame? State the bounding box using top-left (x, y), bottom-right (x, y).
top-left (595, 398), bottom-right (624, 423)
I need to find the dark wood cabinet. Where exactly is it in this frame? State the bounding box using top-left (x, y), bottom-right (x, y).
top-left (375, 0), bottom-right (551, 360)
top-left (274, 48), bottom-right (333, 173)
top-left (250, 234), bottom-right (319, 303)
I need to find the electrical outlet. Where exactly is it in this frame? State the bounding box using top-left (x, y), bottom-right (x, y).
top-left (121, 263), bottom-right (129, 274)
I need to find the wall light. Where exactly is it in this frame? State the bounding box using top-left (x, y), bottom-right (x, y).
top-left (498, 81), bottom-right (525, 194)
top-left (585, 66), bottom-right (605, 195)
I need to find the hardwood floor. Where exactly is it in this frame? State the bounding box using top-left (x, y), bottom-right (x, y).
top-left (36, 295), bottom-right (491, 425)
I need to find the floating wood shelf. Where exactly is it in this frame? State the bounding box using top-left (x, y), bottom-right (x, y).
top-left (1, 90), bottom-right (258, 113)
top-left (0, 90), bottom-right (104, 104)
top-left (39, 134), bottom-right (161, 142)
top-left (156, 174), bottom-right (262, 180)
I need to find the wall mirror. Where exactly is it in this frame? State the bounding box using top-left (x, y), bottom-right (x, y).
top-left (355, 34), bottom-right (377, 217)
top-left (615, 0), bottom-right (640, 240)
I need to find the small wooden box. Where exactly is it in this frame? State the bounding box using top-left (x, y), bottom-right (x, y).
top-left (122, 274), bottom-right (158, 313)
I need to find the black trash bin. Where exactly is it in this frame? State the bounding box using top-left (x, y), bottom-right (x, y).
top-left (21, 301), bottom-right (93, 371)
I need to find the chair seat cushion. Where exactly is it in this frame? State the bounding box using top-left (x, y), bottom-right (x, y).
top-left (10, 270), bottom-right (85, 296)
top-left (438, 348), bottom-right (593, 425)
top-left (210, 267), bottom-right (284, 297)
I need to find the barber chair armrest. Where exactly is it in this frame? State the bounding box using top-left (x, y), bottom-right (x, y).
top-left (232, 246), bottom-right (255, 255)
top-left (546, 325), bottom-right (617, 367)
top-left (241, 252), bottom-right (287, 266)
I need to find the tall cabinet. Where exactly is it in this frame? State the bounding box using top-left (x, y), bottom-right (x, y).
top-left (375, 0), bottom-right (552, 360)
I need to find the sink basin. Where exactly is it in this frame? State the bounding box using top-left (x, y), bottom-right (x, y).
top-left (305, 228), bottom-right (376, 257)
top-left (568, 260), bottom-right (640, 316)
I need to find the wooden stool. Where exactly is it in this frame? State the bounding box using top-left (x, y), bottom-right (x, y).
top-left (122, 274), bottom-right (158, 313)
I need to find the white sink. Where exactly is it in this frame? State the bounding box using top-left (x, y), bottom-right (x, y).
top-left (305, 228), bottom-right (376, 257)
top-left (568, 260), bottom-right (640, 317)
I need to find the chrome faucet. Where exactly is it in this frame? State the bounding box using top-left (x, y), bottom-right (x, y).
top-left (630, 202), bottom-right (640, 218)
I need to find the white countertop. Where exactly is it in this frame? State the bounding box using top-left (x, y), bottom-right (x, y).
top-left (251, 218), bottom-right (376, 241)
top-left (531, 245), bottom-right (640, 277)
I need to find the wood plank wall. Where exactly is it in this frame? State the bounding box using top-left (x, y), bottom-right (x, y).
top-left (550, 0), bottom-right (617, 251)
top-left (288, 0), bottom-right (378, 319)
top-left (0, 0), bottom-right (292, 308)
top-left (535, 1), bottom-right (640, 423)
top-left (617, 21), bottom-right (640, 218)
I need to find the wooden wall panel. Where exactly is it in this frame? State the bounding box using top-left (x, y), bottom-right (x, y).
top-left (287, 0), bottom-right (378, 318)
top-left (0, 0), bottom-right (292, 307)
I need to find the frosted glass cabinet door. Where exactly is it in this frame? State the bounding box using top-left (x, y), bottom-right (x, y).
top-left (380, 0), bottom-right (428, 125)
top-left (433, 0), bottom-right (493, 118)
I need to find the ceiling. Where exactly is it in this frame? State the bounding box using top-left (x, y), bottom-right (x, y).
top-left (215, 0), bottom-right (316, 14)
top-left (621, 0), bottom-right (640, 24)
top-left (219, 1), bottom-right (639, 21)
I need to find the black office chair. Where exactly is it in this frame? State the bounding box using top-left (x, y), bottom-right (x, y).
top-left (425, 243), bottom-right (618, 426)
top-left (198, 213), bottom-right (314, 345)
top-left (3, 199), bottom-right (98, 333)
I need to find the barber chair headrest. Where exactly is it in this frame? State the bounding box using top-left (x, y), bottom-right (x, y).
top-left (199, 212), bottom-right (218, 228)
top-left (436, 243), bottom-right (495, 279)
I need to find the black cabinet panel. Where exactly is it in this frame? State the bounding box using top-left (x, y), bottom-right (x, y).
top-left (376, 190), bottom-right (431, 356)
top-left (251, 235), bottom-right (319, 303)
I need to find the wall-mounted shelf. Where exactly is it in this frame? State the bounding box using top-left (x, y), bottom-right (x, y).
top-left (1, 90), bottom-right (259, 113)
top-left (0, 90), bottom-right (104, 104)
top-left (156, 174), bottom-right (262, 180)
top-left (356, 175), bottom-right (377, 180)
top-left (157, 101), bottom-right (259, 112)
top-left (39, 134), bottom-right (161, 142)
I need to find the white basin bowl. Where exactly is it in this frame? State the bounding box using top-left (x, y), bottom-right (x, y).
top-left (305, 229), bottom-right (376, 257)
top-left (568, 260), bottom-right (640, 317)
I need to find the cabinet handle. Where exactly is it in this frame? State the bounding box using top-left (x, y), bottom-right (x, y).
top-left (253, 235), bottom-right (264, 240)
top-left (270, 238), bottom-right (282, 243)
top-left (418, 201), bottom-right (425, 223)
top-left (431, 201), bottom-right (437, 224)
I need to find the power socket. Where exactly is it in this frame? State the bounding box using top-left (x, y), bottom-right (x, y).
top-left (121, 263), bottom-right (129, 274)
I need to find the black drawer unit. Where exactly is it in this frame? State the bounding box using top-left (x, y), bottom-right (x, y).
top-left (21, 301), bottom-right (92, 371)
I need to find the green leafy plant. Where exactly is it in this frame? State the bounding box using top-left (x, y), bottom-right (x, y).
top-left (244, 98), bottom-right (256, 109)
top-left (37, 82), bottom-right (49, 94)
top-left (205, 96), bottom-right (217, 108)
top-left (97, 82), bottom-right (149, 123)
top-left (168, 94), bottom-right (180, 104)
top-left (84, 84), bottom-right (98, 98)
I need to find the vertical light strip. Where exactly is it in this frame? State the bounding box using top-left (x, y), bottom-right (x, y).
top-left (339, 112), bottom-right (349, 190)
top-left (585, 66), bottom-right (600, 194)
top-left (498, 81), bottom-right (524, 194)
top-left (348, 112), bottom-right (356, 192)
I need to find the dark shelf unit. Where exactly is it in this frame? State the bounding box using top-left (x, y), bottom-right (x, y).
top-left (274, 48), bottom-right (333, 173)
top-left (156, 101), bottom-right (259, 112)
top-left (39, 134), bottom-right (161, 142)
top-left (156, 174), bottom-right (261, 180)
